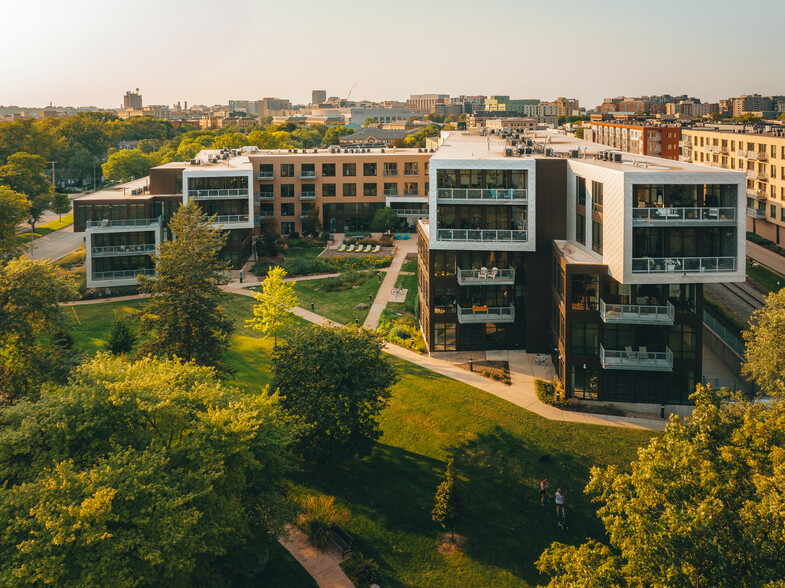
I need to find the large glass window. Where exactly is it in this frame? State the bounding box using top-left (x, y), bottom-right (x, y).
top-left (343, 163), bottom-right (356, 177)
top-left (576, 212), bottom-right (585, 245)
top-left (668, 325), bottom-right (697, 359)
top-left (280, 163), bottom-right (294, 177)
top-left (384, 182), bottom-right (398, 196)
top-left (384, 162), bottom-right (398, 176)
top-left (363, 183), bottom-right (377, 196)
top-left (434, 323), bottom-right (457, 351)
top-left (322, 183), bottom-right (336, 197)
top-left (576, 176), bottom-right (586, 207)
top-left (281, 203), bottom-right (295, 216)
top-left (363, 162), bottom-right (377, 176)
top-left (570, 365), bottom-right (598, 400)
top-left (281, 184), bottom-right (294, 198)
top-left (322, 163), bottom-right (336, 177)
top-left (404, 162), bottom-right (419, 176)
top-left (591, 221), bottom-right (602, 254)
top-left (571, 274), bottom-right (599, 310)
top-left (343, 183), bottom-right (357, 197)
top-left (591, 181), bottom-right (603, 213)
top-left (570, 321), bottom-right (598, 355)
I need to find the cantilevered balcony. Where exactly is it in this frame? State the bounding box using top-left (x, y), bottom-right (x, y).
top-left (747, 208), bottom-right (767, 219)
top-left (456, 304), bottom-right (515, 324)
top-left (299, 192), bottom-right (317, 200)
top-left (299, 171), bottom-right (317, 180)
top-left (92, 268), bottom-right (156, 281)
top-left (747, 151), bottom-right (767, 161)
top-left (437, 228), bottom-right (527, 243)
top-left (600, 345), bottom-right (673, 372)
top-left (255, 191), bottom-right (275, 201)
top-left (631, 256), bottom-right (736, 273)
top-left (391, 208), bottom-right (429, 218)
top-left (91, 244), bottom-right (156, 257)
top-left (456, 267), bottom-right (515, 285)
top-left (437, 188), bottom-right (527, 203)
top-left (210, 214), bottom-right (250, 225)
top-left (599, 299), bottom-right (675, 325)
top-left (747, 170), bottom-right (767, 181)
top-left (189, 188), bottom-right (249, 199)
top-left (257, 171), bottom-right (275, 180)
top-left (632, 207), bottom-right (736, 224)
top-left (86, 217), bottom-right (161, 230)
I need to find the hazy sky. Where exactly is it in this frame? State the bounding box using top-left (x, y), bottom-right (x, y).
top-left (1, 0), bottom-right (783, 109)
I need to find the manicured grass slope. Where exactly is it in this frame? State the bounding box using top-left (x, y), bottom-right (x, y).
top-left (290, 272), bottom-right (382, 325)
top-left (65, 294), bottom-right (657, 587)
top-left (296, 357), bottom-right (656, 587)
top-left (16, 214), bottom-right (74, 244)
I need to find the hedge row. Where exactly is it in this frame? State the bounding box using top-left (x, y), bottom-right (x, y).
top-left (283, 255), bottom-right (393, 277)
top-left (534, 378), bottom-right (568, 408)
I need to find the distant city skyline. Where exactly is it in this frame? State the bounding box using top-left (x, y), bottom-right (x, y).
top-left (1, 0), bottom-right (783, 109)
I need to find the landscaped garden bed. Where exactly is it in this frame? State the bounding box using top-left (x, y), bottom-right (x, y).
top-left (455, 360), bottom-right (511, 385)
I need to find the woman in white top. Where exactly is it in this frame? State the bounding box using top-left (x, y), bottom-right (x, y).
top-left (555, 489), bottom-right (565, 516)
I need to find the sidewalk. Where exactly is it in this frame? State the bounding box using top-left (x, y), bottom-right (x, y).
top-left (746, 240), bottom-right (785, 275)
top-left (363, 236), bottom-right (417, 330)
top-left (279, 526), bottom-right (353, 588)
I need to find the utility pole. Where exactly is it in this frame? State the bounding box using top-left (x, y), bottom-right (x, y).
top-left (47, 160), bottom-right (56, 187)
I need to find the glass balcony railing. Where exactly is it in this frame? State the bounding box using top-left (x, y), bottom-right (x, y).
top-left (210, 214), bottom-right (250, 224)
top-left (86, 217), bottom-right (161, 229)
top-left (632, 256), bottom-right (736, 273)
top-left (632, 207), bottom-right (736, 224)
top-left (91, 244), bottom-right (156, 257)
top-left (437, 229), bottom-right (527, 243)
top-left (437, 188), bottom-right (527, 202)
top-left (257, 171), bottom-right (275, 180)
top-left (255, 192), bottom-right (275, 201)
top-left (747, 208), bottom-right (767, 219)
top-left (391, 209), bottom-right (429, 217)
top-left (92, 268), bottom-right (156, 281)
top-left (189, 188), bottom-right (248, 198)
top-left (600, 345), bottom-right (673, 372)
top-left (456, 267), bottom-right (515, 285)
top-left (299, 192), bottom-right (317, 200)
top-left (299, 171), bottom-right (317, 179)
top-left (599, 299), bottom-right (675, 325)
top-left (456, 304), bottom-right (515, 324)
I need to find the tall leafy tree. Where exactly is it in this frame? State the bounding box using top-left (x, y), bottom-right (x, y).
top-left (271, 324), bottom-right (398, 458)
top-left (247, 265), bottom-right (298, 347)
top-left (0, 152), bottom-right (53, 234)
top-left (536, 385), bottom-right (785, 588)
top-left (101, 149), bottom-right (153, 182)
top-left (138, 202), bottom-right (233, 370)
top-left (370, 206), bottom-right (400, 234)
top-left (0, 354), bottom-right (296, 586)
top-left (0, 185), bottom-right (29, 258)
top-left (64, 147), bottom-right (95, 186)
top-left (0, 257), bottom-right (78, 401)
top-left (743, 288), bottom-right (785, 398)
top-left (50, 191), bottom-right (71, 220)
top-left (56, 112), bottom-right (113, 156)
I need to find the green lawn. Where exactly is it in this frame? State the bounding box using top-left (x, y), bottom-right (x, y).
top-left (64, 294), bottom-right (657, 587)
top-left (16, 214), bottom-right (74, 244)
top-left (747, 258), bottom-right (784, 294)
top-left (53, 245), bottom-right (86, 269)
top-left (290, 272), bottom-right (382, 325)
top-left (256, 541), bottom-right (317, 587)
top-left (400, 258), bottom-right (418, 273)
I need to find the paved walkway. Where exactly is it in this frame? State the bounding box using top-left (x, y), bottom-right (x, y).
top-left (747, 240), bottom-right (785, 276)
top-left (278, 527), bottom-right (353, 588)
top-left (27, 224), bottom-right (84, 262)
top-left (363, 236), bottom-right (417, 330)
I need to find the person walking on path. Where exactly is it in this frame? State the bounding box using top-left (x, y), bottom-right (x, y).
top-left (540, 478), bottom-right (551, 506)
top-left (555, 488), bottom-right (565, 517)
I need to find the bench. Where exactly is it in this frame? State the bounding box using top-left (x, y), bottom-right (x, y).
top-left (327, 523), bottom-right (353, 558)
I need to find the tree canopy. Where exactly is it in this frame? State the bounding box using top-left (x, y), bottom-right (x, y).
top-left (102, 149), bottom-right (155, 182)
top-left (370, 206), bottom-right (400, 233)
top-left (138, 201), bottom-right (233, 369)
top-left (0, 186), bottom-right (29, 258)
top-left (271, 324), bottom-right (398, 458)
top-left (536, 385), bottom-right (785, 588)
top-left (0, 257), bottom-right (78, 401)
top-left (743, 288), bottom-right (785, 398)
top-left (0, 354), bottom-right (296, 586)
top-left (247, 265), bottom-right (298, 347)
top-left (0, 152), bottom-right (53, 228)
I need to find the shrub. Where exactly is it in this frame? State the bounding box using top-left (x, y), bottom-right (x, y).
top-left (329, 255), bottom-right (392, 272)
top-left (535, 378), bottom-right (568, 408)
top-left (389, 326), bottom-right (411, 340)
top-left (704, 294), bottom-right (747, 336)
top-left (320, 272), bottom-right (367, 292)
top-left (377, 309), bottom-right (425, 353)
top-left (297, 495), bottom-right (348, 551)
top-left (104, 318), bottom-right (136, 355)
top-left (284, 257), bottom-right (330, 276)
top-left (747, 231), bottom-right (785, 257)
top-left (342, 555), bottom-right (381, 587)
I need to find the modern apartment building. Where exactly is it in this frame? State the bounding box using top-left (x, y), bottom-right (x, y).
top-left (123, 89), bottom-right (142, 109)
top-left (585, 121), bottom-right (681, 160)
top-left (418, 130), bottom-right (745, 408)
top-left (406, 94), bottom-right (449, 113)
top-left (681, 126), bottom-right (785, 243)
top-left (483, 96), bottom-right (558, 125)
top-left (312, 90), bottom-right (327, 105)
top-left (74, 147), bottom-right (432, 288)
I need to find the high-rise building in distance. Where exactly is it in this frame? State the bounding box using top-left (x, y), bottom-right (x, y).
top-left (312, 90), bottom-right (326, 105)
top-left (123, 89), bottom-right (142, 109)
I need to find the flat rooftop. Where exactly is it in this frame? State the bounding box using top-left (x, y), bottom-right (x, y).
top-left (432, 130), bottom-right (747, 176)
top-left (74, 176), bottom-right (154, 202)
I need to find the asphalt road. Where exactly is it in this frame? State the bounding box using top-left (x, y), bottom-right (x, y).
top-left (26, 224), bottom-right (84, 262)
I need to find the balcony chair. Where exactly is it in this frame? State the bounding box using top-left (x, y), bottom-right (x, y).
top-left (625, 346), bottom-right (635, 361)
top-left (638, 346), bottom-right (649, 360)
top-left (488, 267), bottom-right (498, 280)
top-left (478, 267), bottom-right (488, 279)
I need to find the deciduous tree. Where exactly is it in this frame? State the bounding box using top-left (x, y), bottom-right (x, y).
top-left (101, 149), bottom-right (153, 182)
top-left (742, 288), bottom-right (785, 398)
top-left (138, 202), bottom-right (233, 369)
top-left (536, 385), bottom-right (785, 588)
top-left (432, 458), bottom-right (460, 540)
top-left (247, 265), bottom-right (298, 347)
top-left (370, 206), bottom-right (400, 234)
top-left (0, 185), bottom-right (29, 258)
top-left (0, 354), bottom-right (296, 586)
top-left (0, 257), bottom-right (78, 401)
top-left (271, 325), bottom-right (398, 458)
top-left (51, 191), bottom-right (71, 220)
top-left (0, 152), bottom-right (53, 234)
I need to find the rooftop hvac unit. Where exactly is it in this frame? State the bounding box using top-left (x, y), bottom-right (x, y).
top-left (545, 148), bottom-right (554, 157)
top-left (613, 152), bottom-right (622, 162)
top-left (505, 148), bottom-right (513, 157)
top-left (380, 148), bottom-right (385, 153)
top-left (429, 148), bottom-right (434, 152)
top-left (569, 149), bottom-right (579, 158)
top-left (190, 159), bottom-right (196, 165)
